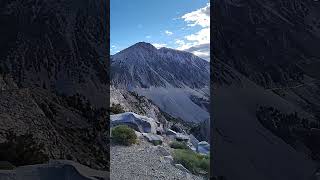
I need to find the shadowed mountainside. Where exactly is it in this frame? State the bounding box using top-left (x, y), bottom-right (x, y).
top-left (212, 0), bottom-right (320, 180)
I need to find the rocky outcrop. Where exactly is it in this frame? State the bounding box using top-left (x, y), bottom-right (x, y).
top-left (0, 160), bottom-right (108, 180)
top-left (0, 87), bottom-right (109, 170)
top-left (197, 141), bottom-right (210, 155)
top-left (110, 86), bottom-right (168, 127)
top-left (111, 112), bottom-right (159, 134)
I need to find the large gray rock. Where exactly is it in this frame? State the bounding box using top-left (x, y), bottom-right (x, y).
top-left (166, 129), bottom-right (177, 136)
top-left (0, 160), bottom-right (108, 180)
top-left (197, 141), bottom-right (210, 155)
top-left (189, 135), bottom-right (200, 148)
top-left (175, 133), bottom-right (190, 142)
top-left (142, 133), bottom-right (163, 145)
top-left (111, 112), bottom-right (157, 133)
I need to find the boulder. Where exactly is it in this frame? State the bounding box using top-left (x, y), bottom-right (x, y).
top-left (171, 124), bottom-right (184, 133)
top-left (142, 133), bottom-right (163, 145)
top-left (189, 134), bottom-right (199, 148)
top-left (111, 112), bottom-right (157, 134)
top-left (166, 129), bottom-right (177, 136)
top-left (134, 131), bottom-right (143, 138)
top-left (197, 141), bottom-right (210, 155)
top-left (175, 133), bottom-right (190, 142)
top-left (156, 122), bottom-right (164, 135)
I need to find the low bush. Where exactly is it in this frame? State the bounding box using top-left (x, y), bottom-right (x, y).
top-left (173, 149), bottom-right (209, 174)
top-left (170, 141), bottom-right (189, 149)
top-left (111, 125), bottom-right (137, 146)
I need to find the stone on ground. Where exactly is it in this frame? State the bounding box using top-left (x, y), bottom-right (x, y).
top-left (111, 112), bottom-right (158, 133)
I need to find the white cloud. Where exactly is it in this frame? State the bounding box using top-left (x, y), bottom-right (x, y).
top-left (175, 36), bottom-right (210, 60)
top-left (165, 30), bottom-right (173, 36)
top-left (175, 39), bottom-right (185, 46)
top-left (192, 51), bottom-right (210, 58)
top-left (152, 43), bottom-right (167, 49)
top-left (181, 3), bottom-right (210, 28)
top-left (146, 35), bottom-right (151, 39)
top-left (175, 39), bottom-right (193, 51)
top-left (175, 3), bottom-right (210, 61)
top-left (185, 28), bottom-right (210, 45)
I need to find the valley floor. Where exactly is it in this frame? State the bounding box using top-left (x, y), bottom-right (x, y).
top-left (110, 137), bottom-right (206, 180)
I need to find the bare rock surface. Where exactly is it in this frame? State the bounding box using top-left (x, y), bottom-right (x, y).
top-left (0, 160), bottom-right (108, 180)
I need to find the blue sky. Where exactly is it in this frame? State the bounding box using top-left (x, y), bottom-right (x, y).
top-left (110, 0), bottom-right (210, 60)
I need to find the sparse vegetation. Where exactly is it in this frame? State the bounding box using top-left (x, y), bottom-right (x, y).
top-left (170, 141), bottom-right (189, 150)
top-left (152, 139), bottom-right (162, 146)
top-left (173, 149), bottom-right (209, 174)
top-left (0, 131), bottom-right (49, 167)
top-left (257, 106), bottom-right (320, 160)
top-left (110, 103), bottom-right (125, 114)
top-left (111, 125), bottom-right (137, 146)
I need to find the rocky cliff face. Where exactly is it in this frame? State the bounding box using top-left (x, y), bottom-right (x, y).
top-left (213, 0), bottom-right (320, 88)
top-left (0, 85), bottom-right (109, 170)
top-left (0, 0), bottom-right (109, 171)
top-left (0, 0), bottom-right (109, 107)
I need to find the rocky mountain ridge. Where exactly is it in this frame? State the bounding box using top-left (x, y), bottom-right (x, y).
top-left (111, 42), bottom-right (209, 89)
top-left (111, 42), bottom-right (210, 123)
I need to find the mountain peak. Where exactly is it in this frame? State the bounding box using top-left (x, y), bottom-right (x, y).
top-left (131, 42), bottom-right (156, 50)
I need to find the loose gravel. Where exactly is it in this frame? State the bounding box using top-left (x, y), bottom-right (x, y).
top-left (110, 138), bottom-right (206, 180)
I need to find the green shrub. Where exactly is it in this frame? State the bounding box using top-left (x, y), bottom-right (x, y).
top-left (170, 141), bottom-right (189, 149)
top-left (173, 149), bottom-right (209, 174)
top-left (0, 131), bottom-right (49, 167)
top-left (111, 125), bottom-right (137, 146)
top-left (152, 140), bottom-right (162, 146)
top-left (110, 103), bottom-right (125, 114)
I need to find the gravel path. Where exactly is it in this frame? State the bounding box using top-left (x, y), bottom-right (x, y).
top-left (110, 138), bottom-right (206, 180)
